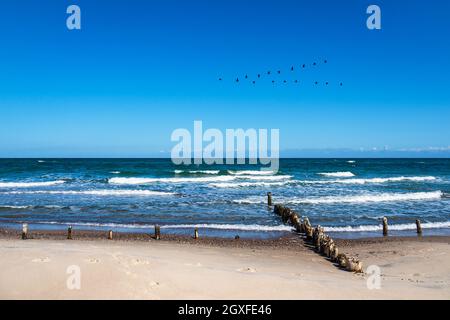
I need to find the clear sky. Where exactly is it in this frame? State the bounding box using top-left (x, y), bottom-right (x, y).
top-left (0, 0), bottom-right (449, 157)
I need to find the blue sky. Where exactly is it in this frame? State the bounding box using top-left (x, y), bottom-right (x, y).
top-left (0, 0), bottom-right (449, 157)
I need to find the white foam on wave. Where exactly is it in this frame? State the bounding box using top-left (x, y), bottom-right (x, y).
top-left (233, 197), bottom-right (265, 204)
top-left (325, 221), bottom-right (450, 233)
top-left (288, 191), bottom-right (443, 204)
top-left (210, 181), bottom-right (289, 188)
top-left (238, 175), bottom-right (292, 181)
top-left (5, 190), bottom-right (175, 196)
top-left (33, 221), bottom-right (293, 232)
top-left (109, 176), bottom-right (235, 184)
top-left (318, 171), bottom-right (355, 177)
top-left (0, 180), bottom-right (66, 188)
top-left (110, 171), bottom-right (121, 174)
top-left (174, 170), bottom-right (220, 174)
top-left (0, 205), bottom-right (30, 209)
top-left (228, 170), bottom-right (275, 176)
top-left (347, 160), bottom-right (356, 163)
top-left (234, 191), bottom-right (443, 205)
top-left (299, 176), bottom-right (437, 185)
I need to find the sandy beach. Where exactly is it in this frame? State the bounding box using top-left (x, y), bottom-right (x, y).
top-left (0, 229), bottom-right (448, 300)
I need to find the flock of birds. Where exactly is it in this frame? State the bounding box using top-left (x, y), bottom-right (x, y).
top-left (218, 59), bottom-right (343, 87)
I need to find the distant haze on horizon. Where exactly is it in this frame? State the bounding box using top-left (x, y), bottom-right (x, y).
top-left (0, 0), bottom-right (449, 157)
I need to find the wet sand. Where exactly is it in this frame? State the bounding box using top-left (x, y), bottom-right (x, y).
top-left (0, 228), bottom-right (449, 299)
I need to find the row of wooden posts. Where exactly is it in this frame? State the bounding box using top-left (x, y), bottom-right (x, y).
top-left (272, 201), bottom-right (364, 273)
top-left (269, 192), bottom-right (424, 238)
top-left (21, 224), bottom-right (200, 241)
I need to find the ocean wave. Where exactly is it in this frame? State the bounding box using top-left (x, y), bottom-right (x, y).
top-left (325, 221), bottom-right (450, 232)
top-left (110, 171), bottom-right (121, 174)
top-left (298, 176), bottom-right (437, 185)
top-left (347, 160), bottom-right (356, 163)
top-left (233, 197), bottom-right (265, 204)
top-left (174, 170), bottom-right (220, 174)
top-left (0, 205), bottom-right (30, 209)
top-left (238, 175), bottom-right (292, 181)
top-left (0, 180), bottom-right (66, 188)
top-left (30, 221), bottom-right (293, 232)
top-left (4, 190), bottom-right (175, 196)
top-left (317, 171), bottom-right (355, 177)
top-left (288, 191), bottom-right (443, 204)
top-left (0, 205), bottom-right (65, 210)
top-left (228, 170), bottom-right (275, 176)
top-left (233, 191), bottom-right (443, 205)
top-left (109, 176), bottom-right (235, 184)
top-left (209, 181), bottom-right (289, 188)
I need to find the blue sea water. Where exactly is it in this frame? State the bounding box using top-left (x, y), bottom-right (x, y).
top-left (0, 158), bottom-right (449, 239)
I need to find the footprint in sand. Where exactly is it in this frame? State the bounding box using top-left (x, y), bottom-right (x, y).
top-left (149, 281), bottom-right (160, 288)
top-left (131, 258), bottom-right (151, 266)
top-left (86, 258), bottom-right (100, 264)
top-left (32, 257), bottom-right (50, 263)
top-left (237, 267), bottom-right (257, 273)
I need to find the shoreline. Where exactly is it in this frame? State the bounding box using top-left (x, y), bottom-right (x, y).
top-left (2, 226), bottom-right (449, 248)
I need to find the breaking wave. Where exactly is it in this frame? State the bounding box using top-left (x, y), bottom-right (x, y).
top-left (325, 221), bottom-right (450, 232)
top-left (109, 176), bottom-right (236, 184)
top-left (4, 190), bottom-right (175, 196)
top-left (317, 172), bottom-right (355, 177)
top-left (288, 191), bottom-right (443, 204)
top-left (209, 181), bottom-right (289, 188)
top-left (31, 221), bottom-right (293, 232)
top-left (234, 191), bottom-right (443, 205)
top-left (298, 176), bottom-right (437, 185)
top-left (228, 170), bottom-right (275, 175)
top-left (174, 170), bottom-right (220, 174)
top-left (0, 180), bottom-right (66, 188)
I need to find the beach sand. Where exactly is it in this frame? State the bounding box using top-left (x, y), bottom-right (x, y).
top-left (0, 229), bottom-right (449, 299)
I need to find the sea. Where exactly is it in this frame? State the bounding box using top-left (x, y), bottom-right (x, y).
top-left (0, 158), bottom-right (449, 239)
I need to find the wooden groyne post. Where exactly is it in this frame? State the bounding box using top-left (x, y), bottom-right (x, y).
top-left (108, 230), bottom-right (113, 240)
top-left (194, 228), bottom-right (199, 239)
top-left (22, 223), bottom-right (28, 240)
top-left (267, 192), bottom-right (273, 206)
top-left (67, 226), bottom-right (72, 240)
top-left (270, 196), bottom-right (364, 273)
top-left (416, 219), bottom-right (422, 235)
top-left (155, 225), bottom-right (161, 240)
top-left (382, 217), bottom-right (388, 236)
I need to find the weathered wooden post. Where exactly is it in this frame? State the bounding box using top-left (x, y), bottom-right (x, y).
top-left (416, 219), bottom-right (422, 235)
top-left (155, 225), bottom-right (161, 240)
top-left (267, 192), bottom-right (272, 206)
top-left (67, 226), bottom-right (72, 240)
top-left (382, 217), bottom-right (388, 236)
top-left (22, 223), bottom-right (28, 240)
top-left (194, 228), bottom-right (199, 239)
top-left (108, 230), bottom-right (113, 240)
